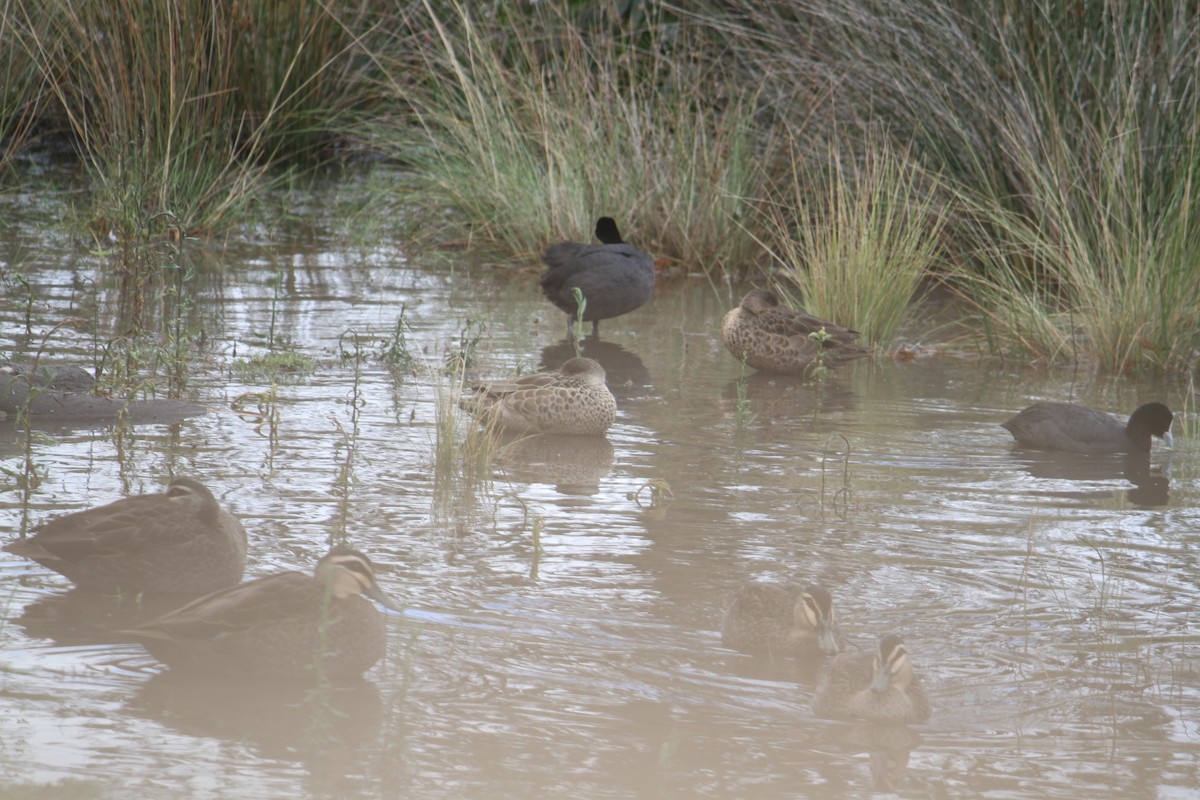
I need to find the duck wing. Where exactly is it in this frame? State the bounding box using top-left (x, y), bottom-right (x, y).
top-left (132, 571), bottom-right (316, 641)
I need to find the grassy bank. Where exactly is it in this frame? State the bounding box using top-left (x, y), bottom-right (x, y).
top-left (1, 0), bottom-right (1198, 372)
top-left (374, 0), bottom-right (769, 274)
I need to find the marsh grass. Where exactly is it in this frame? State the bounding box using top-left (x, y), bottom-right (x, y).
top-left (379, 309), bottom-right (416, 377)
top-left (431, 360), bottom-right (500, 516)
top-left (5, 324), bottom-right (80, 532)
top-left (0, 5), bottom-right (46, 179)
top-left (22, 0), bottom-right (375, 236)
top-left (767, 138), bottom-right (946, 348)
top-left (385, 0), bottom-right (768, 273)
top-left (444, 317), bottom-right (487, 374)
top-left (956, 118), bottom-right (1200, 371)
top-left (88, 238), bottom-right (206, 403)
top-left (1, 270), bottom-right (35, 336)
top-left (233, 351), bottom-right (319, 384)
top-left (818, 434), bottom-right (855, 520)
top-left (733, 356), bottom-right (756, 430)
top-left (494, 492), bottom-right (546, 579)
top-left (1029, 535), bottom-right (1170, 700)
top-left (709, 0), bottom-right (1200, 372)
top-left (627, 479), bottom-right (674, 511)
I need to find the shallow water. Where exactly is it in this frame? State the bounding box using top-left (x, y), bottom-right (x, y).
top-left (2, 187), bottom-right (1199, 799)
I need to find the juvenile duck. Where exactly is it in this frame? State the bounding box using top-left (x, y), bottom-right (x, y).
top-left (4, 477), bottom-right (247, 594)
top-left (462, 357), bottom-right (617, 435)
top-left (720, 289), bottom-right (870, 374)
top-left (1002, 401), bottom-right (1174, 454)
top-left (814, 634), bottom-right (932, 723)
top-left (130, 548), bottom-right (400, 683)
top-left (540, 217), bottom-right (655, 337)
top-left (721, 583), bottom-right (842, 657)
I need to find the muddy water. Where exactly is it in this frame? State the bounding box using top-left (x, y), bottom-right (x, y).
top-left (2, 195), bottom-right (1199, 799)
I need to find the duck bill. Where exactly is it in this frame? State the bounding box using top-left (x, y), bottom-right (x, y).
top-left (817, 625), bottom-right (842, 655)
top-left (869, 661), bottom-right (894, 694)
top-left (364, 583), bottom-right (403, 613)
top-left (1162, 430), bottom-right (1175, 450)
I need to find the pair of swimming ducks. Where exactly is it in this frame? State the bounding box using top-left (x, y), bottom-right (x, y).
top-left (717, 388), bottom-right (1176, 726)
top-left (5, 478), bottom-right (397, 684)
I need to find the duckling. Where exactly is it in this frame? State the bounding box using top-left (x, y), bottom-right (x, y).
top-left (814, 634), bottom-right (932, 723)
top-left (4, 477), bottom-right (247, 594)
top-left (129, 548), bottom-right (400, 683)
top-left (1002, 401), bottom-right (1174, 454)
top-left (721, 583), bottom-right (842, 657)
top-left (720, 288), bottom-right (870, 374)
top-left (540, 217), bottom-right (655, 337)
top-left (462, 357), bottom-right (616, 435)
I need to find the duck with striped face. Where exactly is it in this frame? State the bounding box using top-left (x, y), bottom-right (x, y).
top-left (721, 583), bottom-right (843, 658)
top-left (814, 634), bottom-right (932, 724)
top-left (130, 547), bottom-right (399, 683)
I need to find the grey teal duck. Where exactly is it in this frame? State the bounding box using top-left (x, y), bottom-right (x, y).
top-left (720, 288), bottom-right (870, 374)
top-left (130, 547), bottom-right (400, 683)
top-left (1002, 401), bottom-right (1174, 454)
top-left (540, 217), bottom-right (655, 337)
top-left (814, 634), bottom-right (932, 723)
top-left (721, 582), bottom-right (842, 657)
top-left (4, 477), bottom-right (247, 594)
top-left (463, 357), bottom-right (616, 435)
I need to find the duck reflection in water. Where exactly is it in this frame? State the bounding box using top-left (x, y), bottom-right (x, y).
top-left (129, 668), bottom-right (382, 769)
top-left (721, 371), bottom-right (859, 423)
top-left (540, 337), bottom-right (651, 400)
top-left (0, 361), bottom-right (207, 424)
top-left (496, 433), bottom-right (615, 496)
top-left (11, 586), bottom-right (203, 647)
top-left (826, 722), bottom-right (924, 794)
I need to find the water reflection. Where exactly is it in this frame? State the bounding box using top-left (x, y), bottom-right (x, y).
top-left (0, 361), bottom-right (207, 424)
top-left (130, 670), bottom-right (383, 773)
top-left (829, 722), bottom-right (922, 793)
top-left (721, 372), bottom-right (859, 424)
top-left (11, 587), bottom-right (196, 646)
top-left (719, 649), bottom-right (828, 686)
top-left (540, 337), bottom-right (651, 399)
top-left (1007, 450), bottom-right (1171, 507)
top-left (495, 433), bottom-right (615, 495)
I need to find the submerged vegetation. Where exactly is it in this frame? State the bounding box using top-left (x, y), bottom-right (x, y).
top-left (2, 0), bottom-right (1199, 372)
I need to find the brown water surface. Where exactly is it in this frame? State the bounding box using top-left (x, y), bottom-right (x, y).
top-left (1, 188), bottom-right (1198, 799)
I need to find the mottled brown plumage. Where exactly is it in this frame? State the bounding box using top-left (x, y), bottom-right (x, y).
top-left (462, 357), bottom-right (616, 435)
top-left (4, 477), bottom-right (246, 594)
top-left (720, 289), bottom-right (870, 374)
top-left (130, 548), bottom-right (399, 683)
top-left (814, 634), bottom-right (932, 723)
top-left (721, 582), bottom-right (843, 657)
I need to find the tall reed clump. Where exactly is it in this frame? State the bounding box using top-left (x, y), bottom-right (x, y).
top-left (382, 1), bottom-right (769, 275)
top-left (23, 0), bottom-right (375, 237)
top-left (0, 5), bottom-right (47, 179)
top-left (431, 361), bottom-right (498, 514)
top-left (767, 139), bottom-right (946, 348)
top-left (958, 82), bottom-right (1200, 372)
top-left (704, 0), bottom-right (1200, 372)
